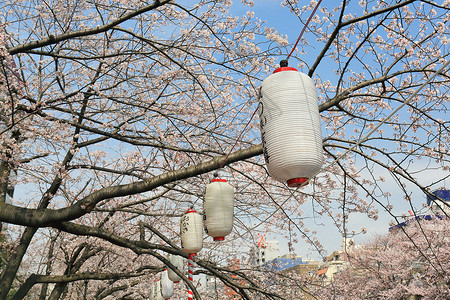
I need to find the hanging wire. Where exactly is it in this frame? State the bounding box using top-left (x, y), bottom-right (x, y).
top-left (286, 0), bottom-right (323, 62)
top-left (216, 0), bottom-right (323, 172)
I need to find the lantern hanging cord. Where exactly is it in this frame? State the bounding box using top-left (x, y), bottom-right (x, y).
top-left (286, 0), bottom-right (323, 62)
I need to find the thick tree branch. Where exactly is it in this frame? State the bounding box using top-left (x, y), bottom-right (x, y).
top-left (0, 143), bottom-right (262, 227)
top-left (7, 1), bottom-right (172, 55)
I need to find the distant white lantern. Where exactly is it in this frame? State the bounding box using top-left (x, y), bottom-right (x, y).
top-left (150, 282), bottom-right (155, 300)
top-left (161, 269), bottom-right (174, 298)
top-left (153, 280), bottom-right (164, 300)
top-left (167, 254), bottom-right (184, 283)
top-left (259, 62), bottom-right (323, 187)
top-left (180, 209), bottom-right (203, 254)
top-left (203, 178), bottom-right (234, 241)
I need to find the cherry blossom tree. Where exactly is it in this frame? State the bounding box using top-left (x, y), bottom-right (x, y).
top-left (317, 218), bottom-right (450, 299)
top-left (0, 0), bottom-right (449, 299)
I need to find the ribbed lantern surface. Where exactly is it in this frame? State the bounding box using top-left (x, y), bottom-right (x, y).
top-left (161, 270), bottom-right (174, 298)
top-left (203, 178), bottom-right (234, 241)
top-left (180, 209), bottom-right (203, 254)
top-left (259, 67), bottom-right (323, 187)
top-left (167, 254), bottom-right (184, 283)
top-left (153, 280), bottom-right (164, 300)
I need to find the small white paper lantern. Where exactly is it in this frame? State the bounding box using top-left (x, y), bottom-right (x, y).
top-left (167, 254), bottom-right (184, 283)
top-left (203, 178), bottom-right (234, 241)
top-left (161, 269), bottom-right (174, 298)
top-left (150, 282), bottom-right (155, 300)
top-left (180, 209), bottom-right (203, 254)
top-left (153, 280), bottom-right (164, 300)
top-left (259, 64), bottom-right (323, 187)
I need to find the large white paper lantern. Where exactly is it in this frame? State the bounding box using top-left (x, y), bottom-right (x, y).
top-left (161, 269), bottom-right (174, 298)
top-left (167, 254), bottom-right (184, 283)
top-left (203, 178), bottom-right (234, 241)
top-left (259, 63), bottom-right (323, 187)
top-left (180, 209), bottom-right (203, 254)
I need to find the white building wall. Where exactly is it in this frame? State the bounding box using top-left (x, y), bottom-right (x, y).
top-left (252, 240), bottom-right (280, 266)
top-left (430, 200), bottom-right (450, 216)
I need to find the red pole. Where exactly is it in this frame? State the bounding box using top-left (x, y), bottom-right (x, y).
top-left (188, 253), bottom-right (195, 300)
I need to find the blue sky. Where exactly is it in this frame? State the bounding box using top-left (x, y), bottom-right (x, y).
top-left (228, 0), bottom-right (450, 259)
top-left (4, 0), bottom-right (448, 262)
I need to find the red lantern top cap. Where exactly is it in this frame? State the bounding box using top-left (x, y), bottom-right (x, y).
top-left (273, 66), bottom-right (297, 73)
top-left (212, 178), bottom-right (227, 182)
top-left (185, 208), bottom-right (197, 214)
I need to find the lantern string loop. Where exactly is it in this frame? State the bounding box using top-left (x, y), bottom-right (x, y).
top-left (286, 0), bottom-right (323, 62)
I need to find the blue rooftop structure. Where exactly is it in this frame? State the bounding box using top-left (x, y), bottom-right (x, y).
top-left (262, 257), bottom-right (306, 272)
top-left (426, 189), bottom-right (450, 206)
top-left (389, 189), bottom-right (449, 232)
top-left (388, 215), bottom-right (442, 232)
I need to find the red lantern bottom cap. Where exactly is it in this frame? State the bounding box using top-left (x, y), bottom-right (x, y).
top-left (287, 177), bottom-right (308, 188)
top-left (213, 236), bottom-right (225, 241)
top-left (174, 281), bottom-right (180, 284)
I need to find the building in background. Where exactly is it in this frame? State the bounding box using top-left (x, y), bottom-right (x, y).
top-left (251, 242), bottom-right (323, 299)
top-left (427, 189), bottom-right (450, 216)
top-left (250, 238), bottom-right (280, 267)
top-left (389, 189), bottom-right (449, 232)
top-left (263, 253), bottom-right (305, 272)
top-left (316, 238), bottom-right (353, 284)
